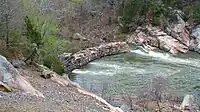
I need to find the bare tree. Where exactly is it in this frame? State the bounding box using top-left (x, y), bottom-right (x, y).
top-left (121, 93), bottom-right (137, 111)
top-left (149, 76), bottom-right (169, 112)
top-left (0, 0), bottom-right (9, 48)
top-left (0, 0), bottom-right (23, 49)
top-left (100, 82), bottom-right (113, 103)
top-left (133, 76), bottom-right (176, 112)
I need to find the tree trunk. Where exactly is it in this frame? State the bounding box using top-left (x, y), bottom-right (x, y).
top-left (5, 14), bottom-right (9, 49)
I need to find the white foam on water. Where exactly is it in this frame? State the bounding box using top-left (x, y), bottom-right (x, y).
top-left (132, 49), bottom-right (170, 59)
top-left (72, 69), bottom-right (115, 76)
top-left (90, 61), bottom-right (146, 72)
top-left (72, 69), bottom-right (90, 74)
top-left (72, 65), bottom-right (147, 76)
top-left (89, 62), bottom-right (121, 69)
top-left (131, 49), bottom-right (200, 67)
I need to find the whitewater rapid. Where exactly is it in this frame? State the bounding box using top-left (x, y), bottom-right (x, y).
top-left (131, 49), bottom-right (200, 68)
top-left (73, 49), bottom-right (200, 75)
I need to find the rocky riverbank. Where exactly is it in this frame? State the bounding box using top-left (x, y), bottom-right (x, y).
top-left (0, 55), bottom-right (122, 112)
top-left (0, 69), bottom-right (112, 112)
top-left (127, 11), bottom-right (200, 55)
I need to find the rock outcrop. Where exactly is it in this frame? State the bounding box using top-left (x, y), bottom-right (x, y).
top-left (72, 33), bottom-right (88, 41)
top-left (127, 11), bottom-right (197, 55)
top-left (38, 64), bottom-right (76, 87)
top-left (60, 42), bottom-right (130, 72)
top-left (0, 55), bottom-right (44, 97)
top-left (165, 11), bottom-right (190, 47)
top-left (128, 25), bottom-right (189, 55)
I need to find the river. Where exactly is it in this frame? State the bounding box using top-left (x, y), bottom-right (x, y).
top-left (69, 46), bottom-right (200, 105)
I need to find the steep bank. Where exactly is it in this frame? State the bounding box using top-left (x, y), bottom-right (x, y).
top-left (0, 67), bottom-right (122, 112)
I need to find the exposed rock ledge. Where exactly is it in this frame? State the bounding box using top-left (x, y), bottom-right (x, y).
top-left (127, 11), bottom-right (195, 55)
top-left (60, 42), bottom-right (130, 72)
top-left (127, 25), bottom-right (189, 55)
top-left (0, 55), bottom-right (44, 97)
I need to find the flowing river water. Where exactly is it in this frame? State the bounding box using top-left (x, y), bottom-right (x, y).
top-left (69, 46), bottom-right (200, 105)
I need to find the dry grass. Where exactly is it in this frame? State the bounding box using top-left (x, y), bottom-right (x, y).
top-left (0, 39), bottom-right (25, 60)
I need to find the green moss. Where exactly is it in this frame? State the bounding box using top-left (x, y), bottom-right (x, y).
top-left (192, 86), bottom-right (200, 90)
top-left (193, 4), bottom-right (200, 20)
top-left (126, 57), bottom-right (150, 63)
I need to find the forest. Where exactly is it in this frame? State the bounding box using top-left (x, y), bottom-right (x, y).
top-left (1, 0), bottom-right (200, 112)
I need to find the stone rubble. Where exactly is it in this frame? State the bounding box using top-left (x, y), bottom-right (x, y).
top-left (60, 42), bottom-right (130, 72)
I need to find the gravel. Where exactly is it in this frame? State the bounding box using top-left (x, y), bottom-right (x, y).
top-left (0, 68), bottom-right (111, 112)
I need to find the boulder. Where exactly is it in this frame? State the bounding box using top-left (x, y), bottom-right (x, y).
top-left (72, 33), bottom-right (87, 41)
top-left (10, 60), bottom-right (26, 68)
top-left (37, 64), bottom-right (80, 88)
top-left (180, 95), bottom-right (198, 112)
top-left (60, 42), bottom-right (130, 72)
top-left (0, 55), bottom-right (44, 97)
top-left (167, 12), bottom-right (191, 47)
top-left (157, 35), bottom-right (188, 54)
top-left (191, 25), bottom-right (200, 53)
top-left (120, 104), bottom-right (130, 112)
top-left (171, 13), bottom-right (186, 33)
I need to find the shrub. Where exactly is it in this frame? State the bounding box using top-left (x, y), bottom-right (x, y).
top-left (119, 0), bottom-right (174, 32)
top-left (193, 4), bottom-right (200, 21)
top-left (24, 14), bottom-right (68, 75)
top-left (119, 0), bottom-right (148, 33)
top-left (24, 16), bottom-right (43, 47)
